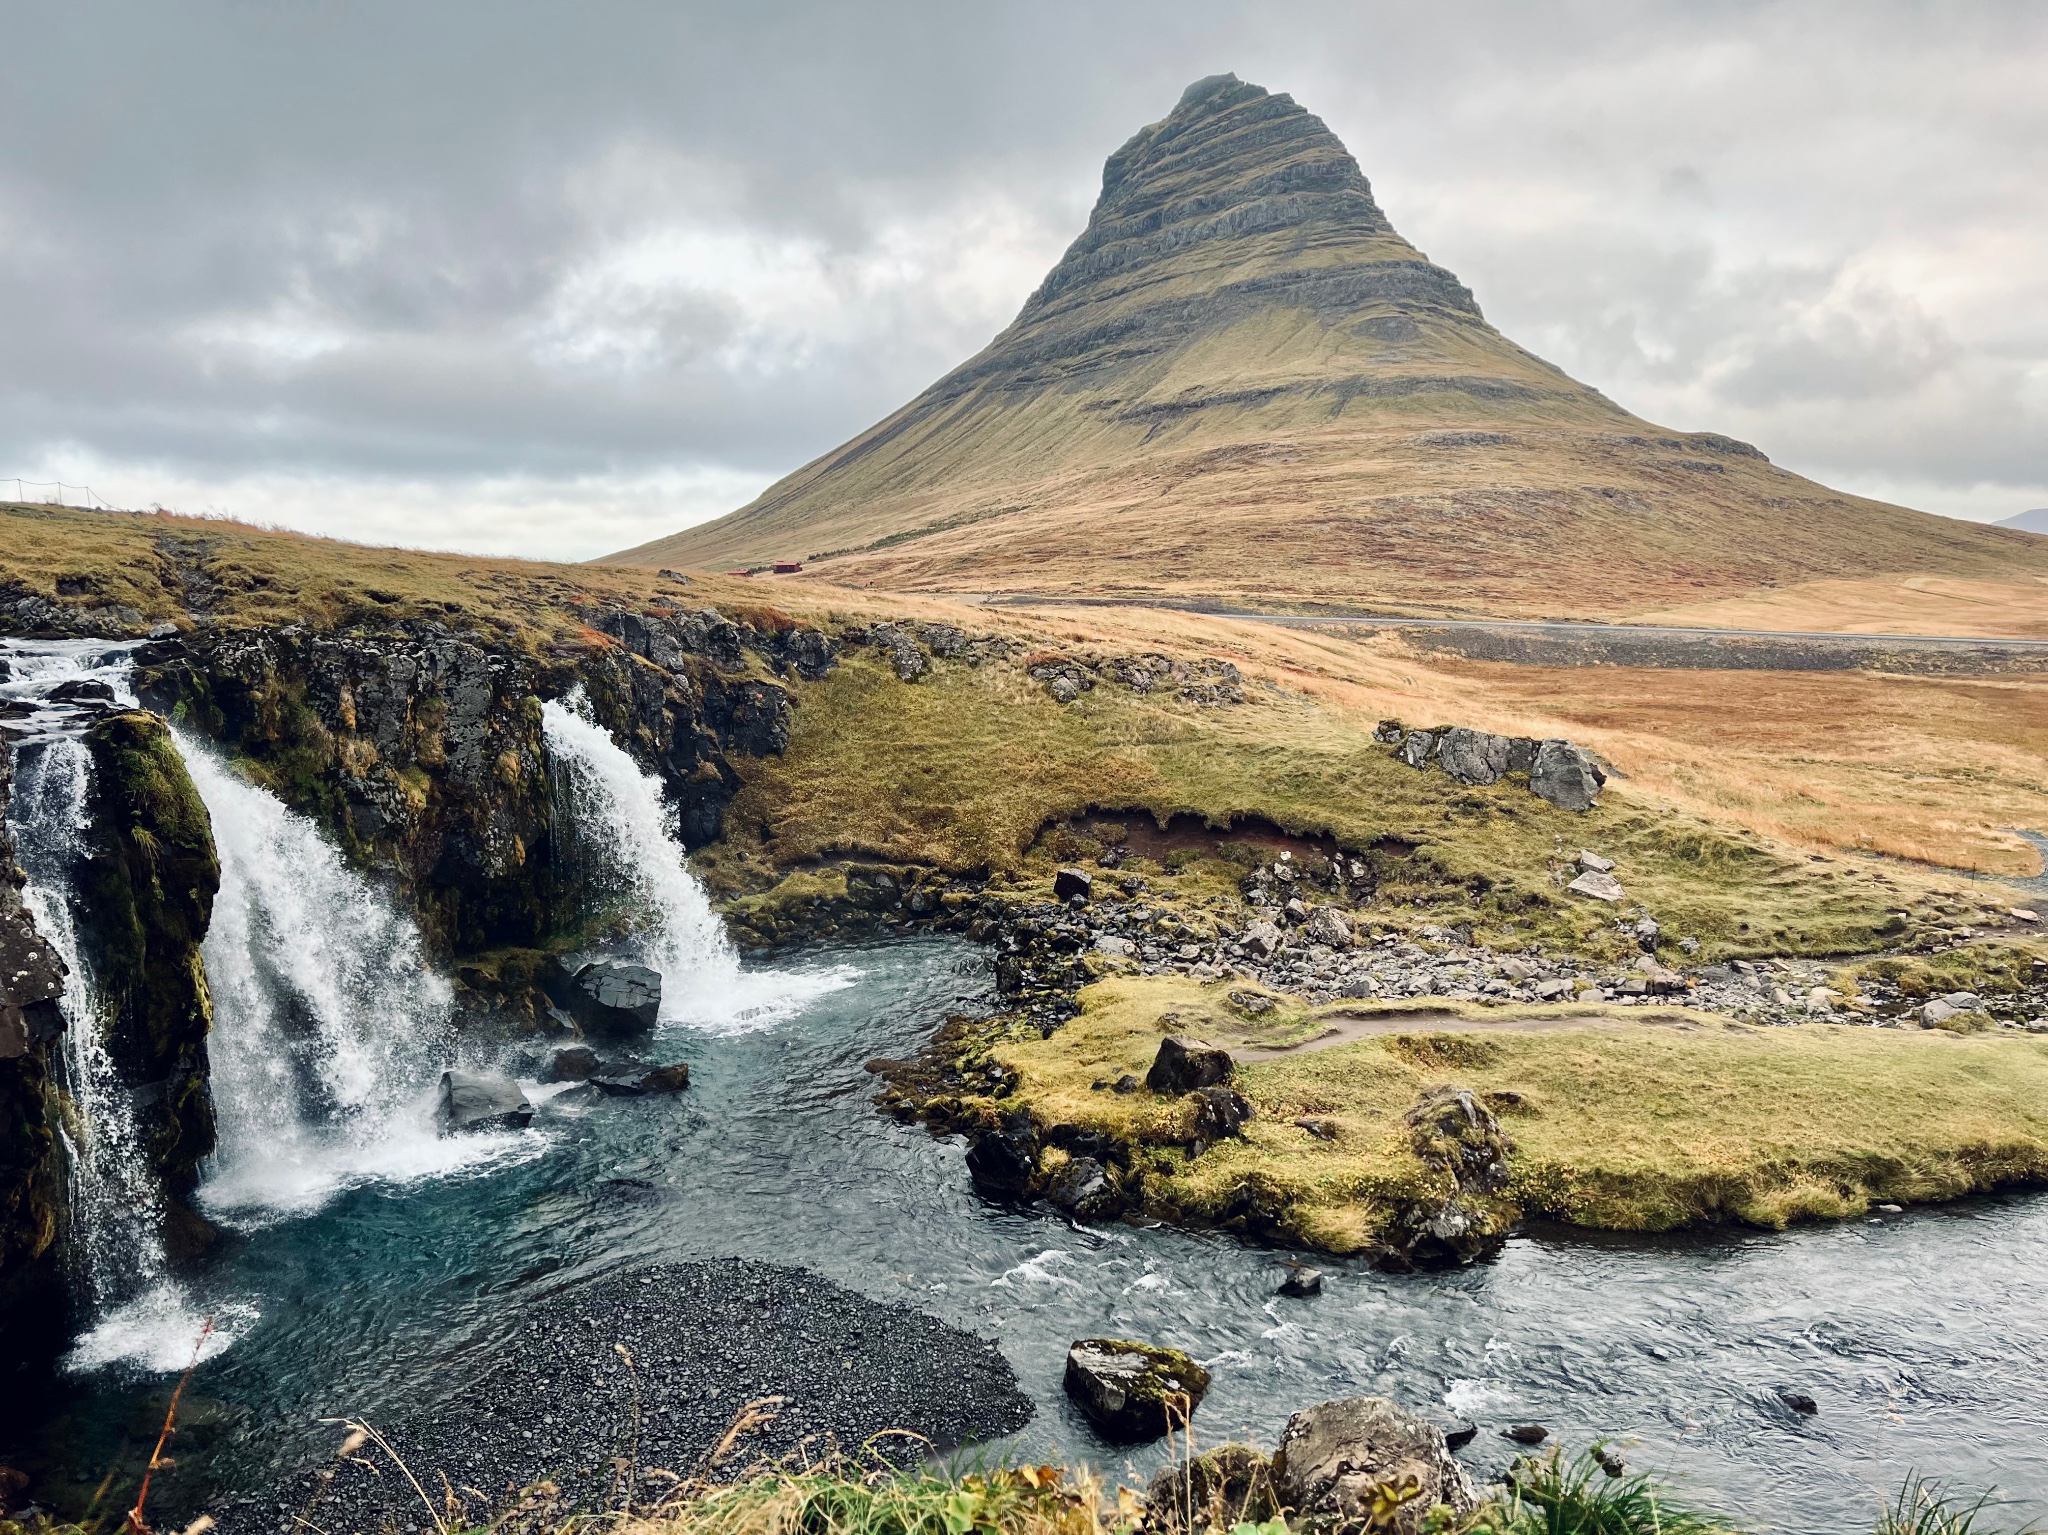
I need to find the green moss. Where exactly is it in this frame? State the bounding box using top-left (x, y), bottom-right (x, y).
top-left (82, 711), bottom-right (221, 1196)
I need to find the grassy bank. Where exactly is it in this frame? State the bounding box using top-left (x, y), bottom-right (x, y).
top-left (945, 975), bottom-right (2048, 1253)
top-left (713, 649), bottom-right (1928, 964)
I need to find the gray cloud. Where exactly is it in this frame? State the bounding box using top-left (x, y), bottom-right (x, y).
top-left (3, 0), bottom-right (2045, 556)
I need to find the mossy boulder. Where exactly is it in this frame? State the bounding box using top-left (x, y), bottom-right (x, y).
top-left (1062, 1337), bottom-right (1211, 1442)
top-left (81, 710), bottom-right (220, 1200)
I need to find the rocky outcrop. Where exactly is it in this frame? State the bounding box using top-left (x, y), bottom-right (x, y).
top-left (79, 711), bottom-right (219, 1205)
top-left (138, 604), bottom-right (822, 963)
top-left (1271, 1396), bottom-right (1477, 1535)
top-left (1387, 1087), bottom-right (1517, 1269)
top-left (1382, 720), bottom-right (1607, 812)
top-left (142, 625), bottom-right (557, 956)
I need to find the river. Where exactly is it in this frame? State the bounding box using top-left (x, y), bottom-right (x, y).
top-left (5, 650), bottom-right (2047, 1535)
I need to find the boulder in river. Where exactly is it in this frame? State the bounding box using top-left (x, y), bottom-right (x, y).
top-left (965, 1116), bottom-right (1038, 1198)
top-left (1062, 1337), bottom-right (1211, 1442)
top-left (438, 1069), bottom-right (533, 1134)
top-left (1272, 1396), bottom-right (1477, 1535)
top-left (546, 959), bottom-right (662, 1036)
top-left (541, 1044), bottom-right (600, 1082)
top-left (1146, 1035), bottom-right (1235, 1094)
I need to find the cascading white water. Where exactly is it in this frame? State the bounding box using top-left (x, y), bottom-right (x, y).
top-left (177, 739), bottom-right (534, 1217)
top-left (2, 639), bottom-right (238, 1373)
top-left (541, 693), bottom-right (853, 1030)
top-left (8, 737), bottom-right (163, 1309)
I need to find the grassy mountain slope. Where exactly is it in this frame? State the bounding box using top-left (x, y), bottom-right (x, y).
top-left (610, 74), bottom-right (2045, 616)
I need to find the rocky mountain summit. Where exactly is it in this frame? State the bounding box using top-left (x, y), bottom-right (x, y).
top-left (614, 75), bottom-right (2041, 615)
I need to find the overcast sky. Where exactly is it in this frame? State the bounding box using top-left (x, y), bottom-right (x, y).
top-left (4, 1), bottom-right (2044, 560)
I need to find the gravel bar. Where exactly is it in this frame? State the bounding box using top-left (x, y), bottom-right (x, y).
top-left (229, 1259), bottom-right (1033, 1535)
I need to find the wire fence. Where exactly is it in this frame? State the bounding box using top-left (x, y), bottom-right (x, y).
top-left (5, 477), bottom-right (118, 509)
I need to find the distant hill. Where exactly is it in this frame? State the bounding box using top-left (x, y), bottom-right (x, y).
top-left (1996, 509), bottom-right (2048, 535)
top-left (610, 74), bottom-right (2048, 617)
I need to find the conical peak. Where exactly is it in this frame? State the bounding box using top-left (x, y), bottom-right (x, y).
top-left (1024, 74), bottom-right (1398, 319)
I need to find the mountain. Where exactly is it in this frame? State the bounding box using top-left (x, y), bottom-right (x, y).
top-left (1996, 509), bottom-right (2048, 535)
top-left (610, 74), bottom-right (2046, 617)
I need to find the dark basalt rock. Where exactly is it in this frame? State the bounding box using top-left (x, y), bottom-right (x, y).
top-left (1053, 866), bottom-right (1093, 902)
top-left (1273, 1396), bottom-right (1477, 1535)
top-left (1384, 1086), bottom-right (1516, 1270)
top-left (1189, 1085), bottom-right (1254, 1143)
top-left (1146, 1034), bottom-right (1235, 1094)
top-left (1062, 1337), bottom-right (1211, 1442)
top-left (545, 959), bottom-right (661, 1036)
top-left (438, 1069), bottom-right (533, 1133)
top-left (965, 1118), bottom-right (1038, 1198)
top-left (540, 1044), bottom-right (600, 1083)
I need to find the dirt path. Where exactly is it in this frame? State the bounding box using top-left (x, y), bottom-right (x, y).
top-left (1229, 1006), bottom-right (1718, 1060)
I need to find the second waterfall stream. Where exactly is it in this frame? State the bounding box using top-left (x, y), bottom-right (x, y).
top-left (539, 692), bottom-right (852, 1031)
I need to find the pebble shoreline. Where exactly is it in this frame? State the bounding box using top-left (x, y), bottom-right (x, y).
top-left (226, 1260), bottom-right (1033, 1535)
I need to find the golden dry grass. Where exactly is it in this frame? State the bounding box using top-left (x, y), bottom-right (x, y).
top-left (990, 975), bottom-right (2048, 1249)
top-left (1631, 574), bottom-right (2048, 640)
top-left (966, 601), bottom-right (2048, 879)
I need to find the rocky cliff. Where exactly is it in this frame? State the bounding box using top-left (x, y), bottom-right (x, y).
top-left (0, 746), bottom-right (66, 1305)
top-left (613, 74), bottom-right (2045, 615)
top-left (135, 602), bottom-right (826, 986)
top-left (78, 712), bottom-right (220, 1210)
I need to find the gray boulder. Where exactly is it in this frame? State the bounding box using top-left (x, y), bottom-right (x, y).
top-left (438, 1070), bottom-right (534, 1134)
top-left (1529, 740), bottom-right (1607, 812)
top-left (1438, 728), bottom-right (1510, 786)
top-left (1271, 1396), bottom-right (1478, 1535)
top-left (1147, 1035), bottom-right (1236, 1094)
top-left (1054, 866), bottom-right (1094, 902)
top-left (1505, 736), bottom-right (1540, 774)
top-left (1305, 905), bottom-right (1354, 947)
top-left (1397, 729), bottom-right (1435, 769)
top-left (1242, 918), bottom-right (1283, 956)
top-left (1062, 1338), bottom-right (1211, 1443)
top-left (1566, 870), bottom-right (1625, 902)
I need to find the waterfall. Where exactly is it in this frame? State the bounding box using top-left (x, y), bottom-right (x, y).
top-left (2, 640), bottom-right (237, 1373)
top-left (10, 738), bottom-right (164, 1309)
top-left (177, 739), bottom-right (535, 1218)
top-left (541, 693), bottom-right (852, 1030)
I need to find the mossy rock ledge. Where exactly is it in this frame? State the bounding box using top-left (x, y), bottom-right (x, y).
top-left (81, 710), bottom-right (220, 1206)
